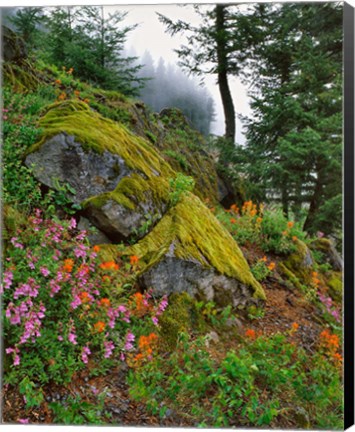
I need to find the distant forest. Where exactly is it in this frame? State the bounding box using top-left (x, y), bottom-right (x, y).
top-left (136, 51), bottom-right (215, 136)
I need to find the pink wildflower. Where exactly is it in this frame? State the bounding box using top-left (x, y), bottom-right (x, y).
top-left (69, 218), bottom-right (77, 229)
top-left (81, 345), bottom-right (91, 364)
top-left (18, 419), bottom-right (29, 424)
top-left (104, 340), bottom-right (115, 358)
top-left (124, 332), bottom-right (135, 351)
top-left (40, 267), bottom-right (50, 277)
top-left (68, 333), bottom-right (77, 345)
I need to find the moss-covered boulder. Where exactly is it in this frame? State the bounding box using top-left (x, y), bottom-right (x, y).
top-left (118, 193), bottom-right (265, 307)
top-left (25, 100), bottom-right (175, 240)
top-left (90, 94), bottom-right (224, 204)
top-left (279, 239), bottom-right (314, 288)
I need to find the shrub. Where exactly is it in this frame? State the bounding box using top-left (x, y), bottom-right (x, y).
top-left (168, 173), bottom-right (195, 205)
top-left (217, 201), bottom-right (306, 255)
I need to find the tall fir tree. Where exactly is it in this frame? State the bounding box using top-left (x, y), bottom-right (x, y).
top-left (233, 2), bottom-right (342, 235)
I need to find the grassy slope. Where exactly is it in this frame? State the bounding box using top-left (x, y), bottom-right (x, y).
top-left (2, 60), bottom-right (343, 429)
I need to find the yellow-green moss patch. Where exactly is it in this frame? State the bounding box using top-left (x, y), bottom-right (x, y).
top-left (124, 193), bottom-right (265, 300)
top-left (29, 100), bottom-right (175, 182)
top-left (327, 271), bottom-right (342, 302)
top-left (282, 239), bottom-right (314, 285)
top-left (158, 292), bottom-right (206, 349)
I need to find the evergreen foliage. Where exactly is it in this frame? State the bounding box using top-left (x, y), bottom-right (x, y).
top-left (137, 52), bottom-right (215, 136)
top-left (232, 3), bottom-right (342, 236)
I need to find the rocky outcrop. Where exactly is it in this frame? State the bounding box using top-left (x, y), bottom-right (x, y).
top-left (2, 25), bottom-right (40, 91)
top-left (121, 193), bottom-right (265, 307)
top-left (25, 99), bottom-right (265, 307)
top-left (25, 100), bottom-right (174, 241)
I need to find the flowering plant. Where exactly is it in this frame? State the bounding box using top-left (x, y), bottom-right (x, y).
top-left (2, 210), bottom-right (167, 386)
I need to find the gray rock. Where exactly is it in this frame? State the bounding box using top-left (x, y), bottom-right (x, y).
top-left (2, 26), bottom-right (27, 63)
top-left (25, 133), bottom-right (130, 205)
top-left (78, 217), bottom-right (112, 245)
top-left (26, 132), bottom-right (168, 241)
top-left (84, 194), bottom-right (167, 241)
top-left (139, 256), bottom-right (258, 309)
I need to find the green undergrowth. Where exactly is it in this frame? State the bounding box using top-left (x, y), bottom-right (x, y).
top-left (128, 331), bottom-right (343, 429)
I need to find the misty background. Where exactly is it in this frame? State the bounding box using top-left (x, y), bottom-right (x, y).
top-left (1, 4), bottom-right (251, 142)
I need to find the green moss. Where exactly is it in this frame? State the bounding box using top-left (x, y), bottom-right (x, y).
top-left (3, 62), bottom-right (40, 92)
top-left (278, 262), bottom-right (303, 291)
top-left (310, 238), bottom-right (333, 253)
top-left (158, 293), bottom-right (206, 350)
top-left (282, 239), bottom-right (313, 285)
top-left (124, 193), bottom-right (265, 300)
top-left (82, 172), bottom-right (170, 212)
top-left (327, 271), bottom-right (342, 302)
top-left (28, 100), bottom-right (175, 211)
top-left (30, 100), bottom-right (174, 179)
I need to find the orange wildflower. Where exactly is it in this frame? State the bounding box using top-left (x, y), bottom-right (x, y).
top-left (230, 218), bottom-right (237, 224)
top-left (55, 79), bottom-right (61, 85)
top-left (102, 275), bottom-right (111, 283)
top-left (67, 67), bottom-right (74, 75)
top-left (333, 353), bottom-right (343, 365)
top-left (94, 321), bottom-right (106, 333)
top-left (230, 204), bottom-right (239, 213)
top-left (99, 261), bottom-right (119, 271)
top-left (74, 90), bottom-right (80, 97)
top-left (312, 271), bottom-right (318, 278)
top-left (79, 291), bottom-right (91, 303)
top-left (282, 230), bottom-right (288, 236)
top-left (100, 298), bottom-right (111, 308)
top-left (83, 98), bottom-right (90, 104)
top-left (287, 221), bottom-right (294, 229)
top-left (292, 236), bottom-right (298, 241)
top-left (93, 245), bottom-right (100, 252)
top-left (256, 217), bottom-right (263, 224)
top-left (291, 322), bottom-right (299, 331)
top-left (320, 329), bottom-right (340, 354)
top-left (245, 329), bottom-right (256, 340)
top-left (268, 262), bottom-right (276, 271)
top-left (58, 92), bottom-right (66, 101)
top-left (261, 256), bottom-right (267, 262)
top-left (63, 258), bottom-right (74, 273)
top-left (130, 255), bottom-right (139, 266)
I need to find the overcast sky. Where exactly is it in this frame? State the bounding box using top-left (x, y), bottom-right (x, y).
top-left (106, 4), bottom-right (252, 142)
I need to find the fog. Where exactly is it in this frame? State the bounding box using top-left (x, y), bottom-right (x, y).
top-left (108, 4), bottom-right (252, 143)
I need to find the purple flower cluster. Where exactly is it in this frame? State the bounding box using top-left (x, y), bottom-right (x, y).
top-left (151, 295), bottom-right (168, 326)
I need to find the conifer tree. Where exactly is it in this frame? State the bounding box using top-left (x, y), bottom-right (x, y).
top-left (234, 3), bottom-right (342, 235)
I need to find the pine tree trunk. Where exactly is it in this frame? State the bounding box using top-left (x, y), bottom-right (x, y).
top-left (216, 5), bottom-right (236, 143)
top-left (303, 174), bottom-right (323, 233)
